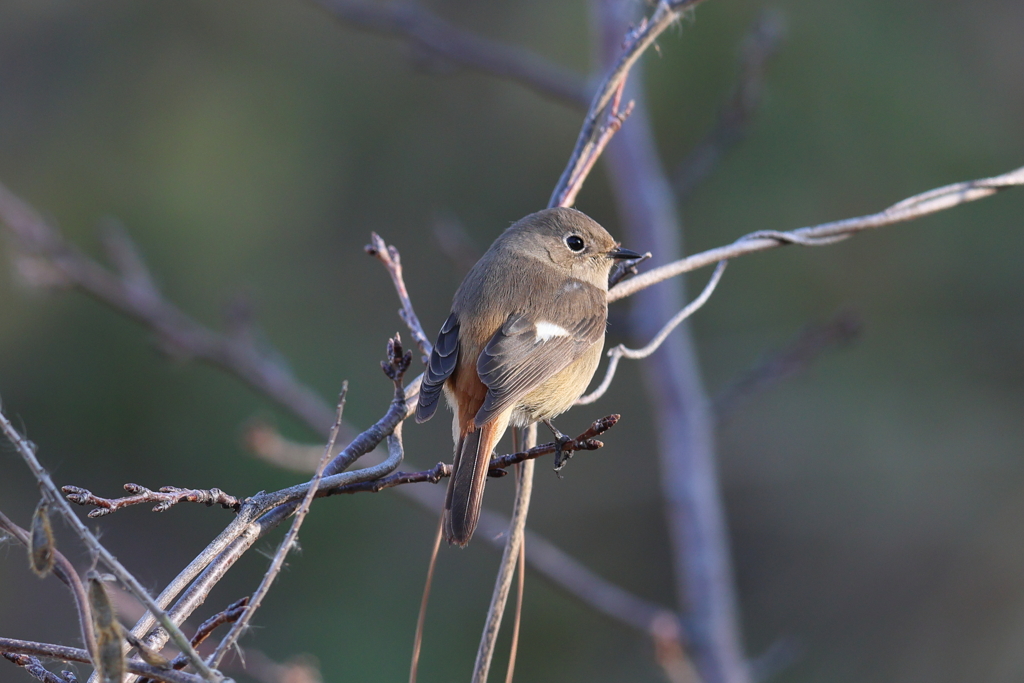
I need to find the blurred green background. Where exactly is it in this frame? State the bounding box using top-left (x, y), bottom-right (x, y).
top-left (1, 0), bottom-right (1023, 681)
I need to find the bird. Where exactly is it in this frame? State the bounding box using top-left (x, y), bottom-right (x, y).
top-left (415, 207), bottom-right (640, 546)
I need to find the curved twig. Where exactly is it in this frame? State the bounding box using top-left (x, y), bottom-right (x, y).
top-left (578, 261), bottom-right (726, 405)
top-left (0, 511), bottom-right (96, 665)
top-left (609, 164), bottom-right (1024, 302)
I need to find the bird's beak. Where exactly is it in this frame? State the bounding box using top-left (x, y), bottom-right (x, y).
top-left (607, 246), bottom-right (644, 260)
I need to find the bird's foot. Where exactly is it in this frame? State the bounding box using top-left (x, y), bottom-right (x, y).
top-left (544, 420), bottom-right (574, 475)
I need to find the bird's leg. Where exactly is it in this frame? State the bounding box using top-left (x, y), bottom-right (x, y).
top-left (543, 419), bottom-right (574, 473)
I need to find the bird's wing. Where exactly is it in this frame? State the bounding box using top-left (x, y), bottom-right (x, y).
top-left (415, 312), bottom-right (460, 423)
top-left (474, 282), bottom-right (605, 427)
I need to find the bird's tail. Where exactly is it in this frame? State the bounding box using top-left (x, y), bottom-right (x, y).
top-left (444, 415), bottom-right (509, 546)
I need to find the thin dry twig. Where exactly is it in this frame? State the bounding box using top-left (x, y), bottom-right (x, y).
top-left (674, 9), bottom-right (786, 201)
top-left (0, 639), bottom-right (202, 683)
top-left (472, 425), bottom-right (536, 683)
top-left (366, 234), bottom-right (433, 363)
top-left (549, 0), bottom-right (711, 209)
top-left (554, 78), bottom-right (635, 208)
top-left (310, 0), bottom-right (590, 108)
top-left (63, 415), bottom-right (618, 515)
top-left (62, 484), bottom-right (243, 518)
top-left (609, 164), bottom-right (1024, 302)
top-left (408, 516), bottom-right (443, 683)
top-left (0, 181), bottom-right (341, 439)
top-left (208, 383), bottom-right (353, 668)
top-left (3, 653), bottom-right (69, 683)
top-left (0, 406), bottom-right (219, 683)
top-left (0, 511), bottom-right (96, 665)
top-left (127, 339), bottom-right (413, 661)
top-left (137, 598), bottom-right (250, 683)
top-left (138, 599), bottom-right (250, 683)
top-left (504, 471), bottom-right (527, 683)
top-left (578, 262), bottom-right (726, 405)
top-left (713, 309), bottom-right (862, 420)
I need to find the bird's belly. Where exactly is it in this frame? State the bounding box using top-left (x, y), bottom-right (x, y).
top-left (511, 339), bottom-right (604, 427)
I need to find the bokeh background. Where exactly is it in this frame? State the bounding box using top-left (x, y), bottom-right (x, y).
top-left (1, 0), bottom-right (1023, 681)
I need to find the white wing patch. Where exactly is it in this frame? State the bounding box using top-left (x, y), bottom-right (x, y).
top-left (534, 321), bottom-right (570, 342)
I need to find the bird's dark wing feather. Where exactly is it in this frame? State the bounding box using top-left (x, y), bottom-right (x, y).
top-left (416, 312), bottom-right (460, 423)
top-left (474, 282), bottom-right (605, 427)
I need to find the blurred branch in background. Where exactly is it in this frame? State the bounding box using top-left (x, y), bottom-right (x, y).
top-left (0, 181), bottom-right (342, 440)
top-left (432, 212), bottom-right (482, 275)
top-left (674, 10), bottom-right (786, 202)
top-left (713, 309), bottom-right (863, 422)
top-left (594, 1), bottom-right (749, 681)
top-left (309, 0), bottom-right (591, 108)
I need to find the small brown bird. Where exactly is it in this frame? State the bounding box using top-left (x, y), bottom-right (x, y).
top-left (416, 207), bottom-right (640, 546)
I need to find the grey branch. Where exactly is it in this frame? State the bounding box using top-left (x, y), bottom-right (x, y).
top-left (366, 233), bottom-right (433, 363)
top-left (472, 426), bottom-right (537, 683)
top-left (2, 653), bottom-right (67, 683)
top-left (549, 0), bottom-right (711, 209)
top-left (0, 510), bottom-right (96, 668)
top-left (0, 181), bottom-right (341, 440)
top-left (62, 484), bottom-right (243, 518)
top-left (127, 340), bottom-right (412, 661)
top-left (609, 164), bottom-right (1024, 302)
top-left (578, 260), bottom-right (727, 405)
top-left (310, 0), bottom-right (590, 108)
top-left (0, 406), bottom-right (219, 682)
top-left (594, 0), bottom-right (747, 679)
top-left (674, 9), bottom-right (786, 201)
top-left (207, 385), bottom-right (355, 668)
top-left (0, 639), bottom-right (203, 683)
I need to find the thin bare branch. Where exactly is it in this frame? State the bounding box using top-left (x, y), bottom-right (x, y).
top-left (310, 0), bottom-right (590, 108)
top-left (609, 164), bottom-right (1024, 302)
top-left (0, 181), bottom-right (341, 439)
top-left (63, 484), bottom-right (243, 518)
top-left (549, 0), bottom-right (711, 209)
top-left (713, 309), bottom-right (862, 420)
top-left (472, 425), bottom-right (536, 683)
top-left (408, 516), bottom-right (442, 683)
top-left (503, 535), bottom-right (525, 683)
top-left (3, 653), bottom-right (69, 683)
top-left (674, 10), bottom-right (786, 201)
top-left (0, 639), bottom-right (203, 683)
top-left (0, 408), bottom-right (219, 682)
top-left (578, 261), bottom-right (726, 405)
top-left (366, 234), bottom-right (433, 362)
top-left (137, 599), bottom-right (250, 683)
top-left (129, 340), bottom-right (412, 661)
top-left (208, 383), bottom-right (353, 668)
top-left (0, 510), bottom-right (96, 665)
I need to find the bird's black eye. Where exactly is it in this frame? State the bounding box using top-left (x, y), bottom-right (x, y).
top-left (566, 235), bottom-right (585, 252)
